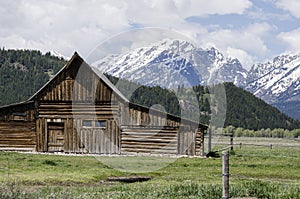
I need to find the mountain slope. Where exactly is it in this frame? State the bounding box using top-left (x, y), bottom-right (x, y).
top-left (245, 53), bottom-right (300, 119)
top-left (224, 82), bottom-right (299, 130)
top-left (273, 101), bottom-right (300, 120)
top-left (245, 53), bottom-right (300, 103)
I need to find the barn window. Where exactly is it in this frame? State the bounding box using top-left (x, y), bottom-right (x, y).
top-left (82, 120), bottom-right (92, 127)
top-left (95, 120), bottom-right (106, 128)
top-left (12, 112), bottom-right (26, 121)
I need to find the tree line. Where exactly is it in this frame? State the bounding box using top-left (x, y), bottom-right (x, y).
top-left (222, 125), bottom-right (300, 138)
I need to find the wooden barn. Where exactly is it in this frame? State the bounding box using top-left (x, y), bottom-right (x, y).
top-left (0, 52), bottom-right (207, 156)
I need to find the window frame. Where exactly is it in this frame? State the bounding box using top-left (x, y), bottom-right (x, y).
top-left (82, 120), bottom-right (93, 128)
top-left (81, 119), bottom-right (107, 129)
top-left (95, 120), bottom-right (107, 129)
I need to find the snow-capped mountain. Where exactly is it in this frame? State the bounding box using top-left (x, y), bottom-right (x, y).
top-left (94, 39), bottom-right (300, 119)
top-left (245, 53), bottom-right (300, 104)
top-left (95, 39), bottom-right (247, 88)
top-left (244, 53), bottom-right (300, 119)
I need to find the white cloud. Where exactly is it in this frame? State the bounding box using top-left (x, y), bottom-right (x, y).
top-left (175, 0), bottom-right (252, 16)
top-left (226, 47), bottom-right (255, 70)
top-left (277, 28), bottom-right (300, 53)
top-left (124, 0), bottom-right (252, 26)
top-left (1, 0), bottom-right (284, 71)
top-left (197, 23), bottom-right (271, 68)
top-left (0, 0), bottom-right (253, 58)
top-left (0, 0), bottom-right (131, 57)
top-left (276, 0), bottom-right (300, 18)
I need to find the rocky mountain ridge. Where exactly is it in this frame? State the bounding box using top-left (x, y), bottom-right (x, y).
top-left (95, 39), bottom-right (300, 119)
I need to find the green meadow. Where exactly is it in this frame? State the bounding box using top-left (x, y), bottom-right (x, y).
top-left (0, 137), bottom-right (299, 198)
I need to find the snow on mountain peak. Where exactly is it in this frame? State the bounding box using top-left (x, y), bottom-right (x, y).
top-left (95, 39), bottom-right (247, 88)
top-left (246, 52), bottom-right (300, 103)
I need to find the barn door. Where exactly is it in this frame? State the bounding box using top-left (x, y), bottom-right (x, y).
top-left (47, 122), bottom-right (64, 152)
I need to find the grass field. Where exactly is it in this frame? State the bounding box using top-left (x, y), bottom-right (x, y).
top-left (0, 137), bottom-right (299, 198)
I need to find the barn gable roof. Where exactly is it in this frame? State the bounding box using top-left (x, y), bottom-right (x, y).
top-left (27, 52), bottom-right (81, 101)
top-left (27, 52), bottom-right (129, 103)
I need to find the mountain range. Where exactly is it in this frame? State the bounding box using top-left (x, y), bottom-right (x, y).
top-left (95, 39), bottom-right (300, 120)
top-left (95, 39), bottom-right (248, 87)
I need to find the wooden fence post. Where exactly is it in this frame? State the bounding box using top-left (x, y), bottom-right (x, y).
top-left (230, 134), bottom-right (233, 151)
top-left (222, 151), bottom-right (229, 199)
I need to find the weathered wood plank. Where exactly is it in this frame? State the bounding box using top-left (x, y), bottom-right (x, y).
top-left (0, 121), bottom-right (36, 150)
top-left (121, 148), bottom-right (177, 154)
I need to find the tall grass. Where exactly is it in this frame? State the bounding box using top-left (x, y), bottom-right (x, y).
top-left (0, 180), bottom-right (299, 199)
top-left (0, 181), bottom-right (34, 199)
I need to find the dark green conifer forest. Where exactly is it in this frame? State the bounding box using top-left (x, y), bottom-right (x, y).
top-left (0, 48), bottom-right (66, 105)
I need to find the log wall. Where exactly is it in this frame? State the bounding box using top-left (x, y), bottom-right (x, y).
top-left (120, 103), bottom-right (181, 127)
top-left (121, 126), bottom-right (178, 155)
top-left (33, 58), bottom-right (122, 154)
top-left (120, 126), bottom-right (203, 156)
top-left (195, 130), bottom-right (204, 156)
top-left (0, 121), bottom-right (36, 151)
top-left (0, 102), bottom-right (35, 122)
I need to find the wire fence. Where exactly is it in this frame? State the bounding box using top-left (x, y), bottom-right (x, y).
top-left (204, 135), bottom-right (300, 151)
top-left (205, 136), bottom-right (300, 188)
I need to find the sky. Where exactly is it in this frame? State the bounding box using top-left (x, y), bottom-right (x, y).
top-left (1, 0), bottom-right (300, 70)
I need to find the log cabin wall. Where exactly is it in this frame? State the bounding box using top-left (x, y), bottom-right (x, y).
top-left (119, 102), bottom-right (204, 156)
top-left (196, 129), bottom-right (204, 156)
top-left (120, 103), bottom-right (181, 127)
top-left (0, 102), bottom-right (36, 151)
top-left (120, 126), bottom-right (179, 155)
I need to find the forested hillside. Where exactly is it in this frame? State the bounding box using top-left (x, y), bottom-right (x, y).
top-left (223, 82), bottom-right (300, 130)
top-left (106, 76), bottom-right (300, 130)
top-left (0, 49), bottom-right (66, 105)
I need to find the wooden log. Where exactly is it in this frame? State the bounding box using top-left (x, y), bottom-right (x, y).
top-left (121, 144), bottom-right (177, 151)
top-left (121, 148), bottom-right (177, 154)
